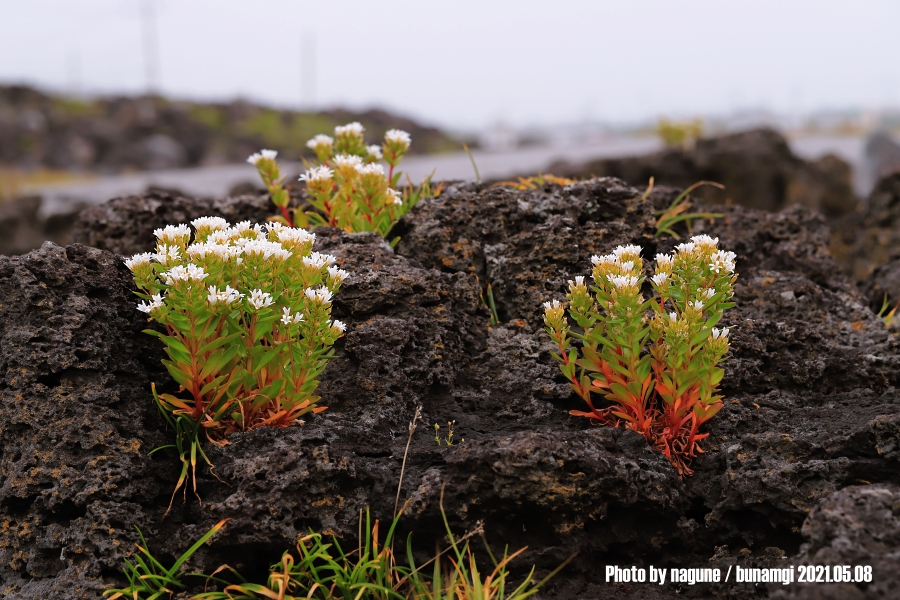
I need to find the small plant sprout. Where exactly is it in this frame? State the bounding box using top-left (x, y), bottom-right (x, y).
top-left (544, 235), bottom-right (737, 475)
top-left (249, 122), bottom-right (439, 241)
top-left (126, 217), bottom-right (347, 508)
top-left (433, 421), bottom-right (457, 447)
top-left (247, 149), bottom-right (293, 226)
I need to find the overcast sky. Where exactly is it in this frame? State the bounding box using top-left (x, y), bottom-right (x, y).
top-left (1, 0), bottom-right (898, 129)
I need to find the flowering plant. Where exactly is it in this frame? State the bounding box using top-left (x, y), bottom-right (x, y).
top-left (125, 217), bottom-right (347, 501)
top-left (248, 122), bottom-right (426, 239)
top-left (543, 235), bottom-right (736, 475)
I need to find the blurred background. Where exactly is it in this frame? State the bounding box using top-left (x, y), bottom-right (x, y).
top-left (2, 0), bottom-right (900, 262)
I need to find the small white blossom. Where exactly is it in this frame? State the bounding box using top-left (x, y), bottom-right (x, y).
top-left (187, 242), bottom-right (232, 260)
top-left (154, 224), bottom-right (191, 244)
top-left (669, 311), bottom-right (678, 322)
top-left (651, 272), bottom-right (668, 286)
top-left (208, 230), bottom-right (233, 245)
top-left (247, 289), bottom-right (274, 310)
top-left (305, 286), bottom-right (333, 304)
top-left (154, 244), bottom-right (181, 266)
top-left (137, 293), bottom-right (164, 314)
top-left (568, 275), bottom-right (585, 289)
top-left (306, 134), bottom-right (333, 149)
top-left (331, 319), bottom-right (347, 333)
top-left (207, 285), bottom-right (244, 306)
top-left (387, 188), bottom-right (403, 205)
top-left (124, 252), bottom-right (154, 271)
top-left (543, 299), bottom-right (564, 312)
top-left (675, 242), bottom-right (696, 254)
top-left (246, 149), bottom-right (277, 165)
top-left (242, 239), bottom-right (292, 261)
top-left (302, 252), bottom-right (336, 270)
top-left (190, 216), bottom-right (229, 232)
top-left (280, 306), bottom-right (304, 325)
top-left (366, 145), bottom-right (383, 159)
top-left (591, 254), bottom-right (617, 266)
top-left (385, 129), bottom-right (411, 149)
top-left (161, 264), bottom-right (207, 285)
top-left (710, 250), bottom-right (737, 273)
top-left (691, 234), bottom-right (719, 247)
top-left (359, 163), bottom-right (385, 176)
top-left (609, 275), bottom-right (639, 288)
top-left (299, 166), bottom-right (334, 183)
top-left (702, 288), bottom-right (716, 299)
top-left (275, 227), bottom-right (315, 246)
top-left (655, 253), bottom-right (674, 268)
top-left (335, 122), bottom-right (364, 136)
top-left (613, 245), bottom-right (642, 259)
top-left (620, 260), bottom-right (634, 272)
top-left (332, 154), bottom-right (363, 170)
top-left (711, 327), bottom-right (730, 340)
top-left (692, 300), bottom-right (705, 311)
top-left (327, 266), bottom-right (348, 282)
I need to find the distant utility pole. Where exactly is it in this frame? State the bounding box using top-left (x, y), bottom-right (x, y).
top-left (301, 32), bottom-right (316, 110)
top-left (140, 0), bottom-right (160, 95)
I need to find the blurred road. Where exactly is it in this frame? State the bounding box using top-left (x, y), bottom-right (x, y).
top-left (25, 134), bottom-right (868, 219)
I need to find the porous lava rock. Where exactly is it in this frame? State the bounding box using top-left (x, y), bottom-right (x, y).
top-left (2, 177), bottom-right (900, 599)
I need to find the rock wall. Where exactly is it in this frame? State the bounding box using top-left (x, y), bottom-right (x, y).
top-left (2, 178), bottom-right (899, 598)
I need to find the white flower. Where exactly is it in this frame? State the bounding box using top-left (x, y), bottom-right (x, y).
top-left (161, 264), bottom-right (207, 285)
top-left (275, 227), bottom-right (315, 246)
top-left (280, 306), bottom-right (304, 325)
top-left (187, 242), bottom-right (232, 260)
top-left (669, 311), bottom-right (678, 322)
top-left (305, 286), bottom-right (333, 304)
top-left (327, 266), bottom-right (348, 282)
top-left (332, 154), bottom-right (363, 170)
top-left (335, 122), bottom-right (364, 136)
top-left (692, 300), bottom-right (705, 311)
top-left (387, 188), bottom-right (403, 205)
top-left (655, 253), bottom-right (673, 268)
top-left (190, 216), bottom-right (229, 231)
top-left (619, 260), bottom-right (634, 272)
top-left (359, 163), bottom-right (385, 176)
top-left (366, 145), bottom-right (383, 159)
top-left (248, 289), bottom-right (274, 310)
top-left (207, 285), bottom-right (244, 306)
top-left (543, 299), bottom-right (564, 312)
top-left (154, 244), bottom-right (181, 266)
top-left (609, 275), bottom-right (639, 288)
top-left (711, 327), bottom-right (730, 340)
top-left (651, 272), bottom-right (668, 286)
top-left (691, 234), bottom-right (719, 247)
top-left (208, 230), bottom-right (233, 245)
top-left (710, 250), bottom-right (737, 274)
top-left (153, 224), bottom-right (191, 243)
top-left (124, 252), bottom-right (154, 271)
top-left (702, 288), bottom-right (716, 299)
top-left (299, 166), bottom-right (334, 183)
top-left (331, 319), bottom-right (347, 333)
top-left (306, 134), bottom-right (333, 149)
top-left (591, 254), bottom-right (617, 266)
top-left (246, 149), bottom-right (277, 165)
top-left (613, 244), bottom-right (642, 259)
top-left (675, 242), bottom-right (696, 254)
top-left (137, 293), bottom-right (164, 314)
top-left (385, 129), bottom-right (411, 148)
top-left (568, 275), bottom-right (585, 289)
top-left (242, 239), bottom-right (292, 261)
top-left (302, 252), bottom-right (336, 270)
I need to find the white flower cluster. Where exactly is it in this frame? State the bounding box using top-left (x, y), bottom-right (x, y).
top-left (154, 224), bottom-right (191, 245)
top-left (359, 163), bottom-right (384, 176)
top-left (281, 306), bottom-right (304, 325)
top-left (248, 289), bottom-right (274, 311)
top-left (711, 327), bottom-right (730, 340)
top-left (609, 274), bottom-right (640, 289)
top-left (331, 319), bottom-right (347, 333)
top-left (207, 285), bottom-right (244, 306)
top-left (306, 134), bottom-right (333, 150)
top-left (124, 252), bottom-right (154, 270)
top-left (190, 216), bottom-right (229, 232)
top-left (385, 129), bottom-right (411, 149)
top-left (305, 287), bottom-right (334, 304)
top-left (366, 145), bottom-right (383, 160)
top-left (187, 242), bottom-right (242, 261)
top-left (302, 252), bottom-right (337, 270)
top-left (299, 166), bottom-right (334, 183)
top-left (327, 266), bottom-right (348, 282)
top-left (335, 122), bottom-right (364, 137)
top-left (161, 263), bottom-right (208, 285)
top-left (543, 299), bottom-right (564, 312)
top-left (137, 293), bottom-right (165, 314)
top-left (332, 154), bottom-right (364, 170)
top-left (247, 149), bottom-right (277, 165)
top-left (387, 189), bottom-right (403, 205)
top-left (241, 239), bottom-right (293, 261)
top-left (710, 250), bottom-right (737, 274)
